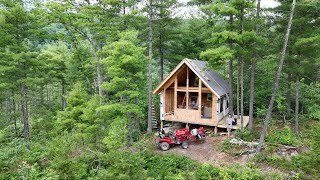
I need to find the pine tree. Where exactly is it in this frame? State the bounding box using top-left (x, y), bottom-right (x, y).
top-left (37, 42), bottom-right (71, 111)
top-left (100, 30), bottom-right (147, 144)
top-left (199, 0), bottom-right (255, 123)
top-left (152, 0), bottom-right (181, 81)
top-left (257, 0), bottom-right (296, 152)
top-left (147, 0), bottom-right (154, 134)
top-left (248, 0), bottom-right (261, 131)
top-left (0, 1), bottom-right (46, 149)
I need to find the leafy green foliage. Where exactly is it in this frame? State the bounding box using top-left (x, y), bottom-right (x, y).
top-left (195, 163), bottom-right (220, 179)
top-left (200, 46), bottom-right (235, 67)
top-left (301, 82), bottom-right (320, 120)
top-left (254, 121), bottom-right (320, 179)
top-left (56, 83), bottom-right (90, 133)
top-left (266, 126), bottom-right (299, 146)
top-left (0, 0), bottom-right (319, 179)
top-left (234, 128), bottom-right (259, 142)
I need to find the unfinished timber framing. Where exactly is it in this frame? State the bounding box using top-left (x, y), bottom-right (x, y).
top-left (155, 59), bottom-right (248, 131)
top-left (159, 64), bottom-right (218, 126)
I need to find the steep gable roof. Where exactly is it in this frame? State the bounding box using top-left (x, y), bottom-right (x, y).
top-left (153, 58), bottom-right (229, 98)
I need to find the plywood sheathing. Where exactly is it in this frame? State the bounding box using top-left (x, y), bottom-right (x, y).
top-left (186, 67), bottom-right (189, 109)
top-left (198, 80), bottom-right (202, 119)
top-left (174, 76), bottom-right (178, 111)
top-left (212, 95), bottom-right (217, 125)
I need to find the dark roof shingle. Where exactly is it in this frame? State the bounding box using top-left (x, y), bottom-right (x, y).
top-left (186, 59), bottom-right (229, 97)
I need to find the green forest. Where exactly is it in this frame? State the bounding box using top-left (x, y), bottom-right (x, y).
top-left (0, 0), bottom-right (319, 179)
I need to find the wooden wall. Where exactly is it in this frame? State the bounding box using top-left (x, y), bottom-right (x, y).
top-left (161, 64), bottom-right (220, 126)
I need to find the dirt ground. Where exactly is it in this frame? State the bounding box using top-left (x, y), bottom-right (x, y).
top-left (155, 135), bottom-right (286, 176)
top-left (156, 135), bottom-right (251, 167)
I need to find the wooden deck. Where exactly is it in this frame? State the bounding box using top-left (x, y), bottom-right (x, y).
top-left (163, 114), bottom-right (249, 130)
top-left (217, 115), bottom-right (249, 129)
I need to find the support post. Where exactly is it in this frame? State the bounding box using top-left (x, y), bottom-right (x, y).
top-left (163, 89), bottom-right (166, 115)
top-left (198, 80), bottom-right (202, 118)
top-left (186, 67), bottom-right (189, 109)
top-left (213, 96), bottom-right (218, 134)
top-left (174, 76), bottom-right (177, 110)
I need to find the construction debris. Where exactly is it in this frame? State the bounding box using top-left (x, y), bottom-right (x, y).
top-left (229, 138), bottom-right (259, 148)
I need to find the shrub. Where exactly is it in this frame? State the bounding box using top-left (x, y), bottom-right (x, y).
top-left (195, 164), bottom-right (220, 179)
top-left (266, 126), bottom-right (299, 146)
top-left (143, 154), bottom-right (198, 179)
top-left (234, 129), bottom-right (259, 142)
top-left (219, 139), bottom-right (232, 153)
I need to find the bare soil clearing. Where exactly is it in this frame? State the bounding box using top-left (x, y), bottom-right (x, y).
top-left (157, 136), bottom-right (249, 166)
top-left (156, 135), bottom-right (285, 175)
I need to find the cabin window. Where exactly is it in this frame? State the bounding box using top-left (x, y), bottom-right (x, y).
top-left (201, 93), bottom-right (212, 118)
top-left (177, 92), bottom-right (187, 109)
top-left (189, 70), bottom-right (199, 87)
top-left (177, 65), bottom-right (187, 87)
top-left (226, 99), bottom-right (229, 108)
top-left (220, 97), bottom-right (224, 113)
top-left (188, 92), bottom-right (199, 110)
top-left (207, 93), bottom-right (212, 101)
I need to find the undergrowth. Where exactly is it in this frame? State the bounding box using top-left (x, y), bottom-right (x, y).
top-left (253, 119), bottom-right (320, 179)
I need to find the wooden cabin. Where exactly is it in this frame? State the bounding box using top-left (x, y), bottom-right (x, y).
top-left (154, 59), bottom-right (231, 131)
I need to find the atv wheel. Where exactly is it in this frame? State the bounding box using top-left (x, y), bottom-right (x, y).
top-left (181, 142), bottom-right (188, 149)
top-left (159, 142), bottom-right (170, 151)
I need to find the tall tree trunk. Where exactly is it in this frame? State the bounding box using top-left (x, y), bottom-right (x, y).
top-left (240, 9), bottom-right (244, 130)
top-left (159, 35), bottom-right (164, 82)
top-left (5, 92), bottom-right (9, 124)
top-left (12, 96), bottom-right (18, 138)
top-left (294, 74), bottom-right (299, 134)
top-left (128, 112), bottom-right (134, 145)
top-left (97, 58), bottom-right (104, 98)
top-left (40, 85), bottom-right (44, 106)
top-left (159, 0), bottom-right (164, 82)
top-left (129, 122), bottom-right (133, 145)
top-left (47, 83), bottom-right (51, 111)
top-left (229, 14), bottom-right (233, 117)
top-left (228, 14), bottom-right (234, 116)
top-left (249, 0), bottom-right (261, 131)
top-left (122, 0), bottom-right (127, 30)
top-left (256, 0), bottom-right (296, 152)
top-left (61, 79), bottom-right (67, 111)
top-left (237, 59), bottom-right (240, 118)
top-left (287, 70), bottom-right (292, 116)
top-left (21, 84), bottom-right (30, 150)
top-left (228, 60), bottom-right (234, 116)
top-left (147, 0), bottom-right (153, 133)
top-left (240, 57), bottom-right (244, 129)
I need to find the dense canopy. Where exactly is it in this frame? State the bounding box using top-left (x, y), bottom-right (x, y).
top-left (0, 0), bottom-right (319, 179)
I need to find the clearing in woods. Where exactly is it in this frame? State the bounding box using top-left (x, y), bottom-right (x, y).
top-left (156, 135), bottom-right (283, 174)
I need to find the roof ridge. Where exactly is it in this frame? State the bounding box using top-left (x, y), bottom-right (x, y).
top-left (153, 58), bottom-right (229, 97)
top-left (191, 60), bottom-right (226, 94)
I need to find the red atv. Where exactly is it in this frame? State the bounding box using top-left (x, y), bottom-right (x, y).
top-left (158, 127), bottom-right (205, 151)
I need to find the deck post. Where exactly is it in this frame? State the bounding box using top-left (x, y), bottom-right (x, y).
top-left (186, 67), bottom-right (189, 109)
top-left (174, 76), bottom-right (177, 111)
top-left (163, 89), bottom-right (166, 114)
top-left (213, 96), bottom-right (217, 134)
top-left (198, 80), bottom-right (202, 119)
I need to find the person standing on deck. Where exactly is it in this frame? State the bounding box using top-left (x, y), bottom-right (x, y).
top-left (226, 114), bottom-right (234, 137)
